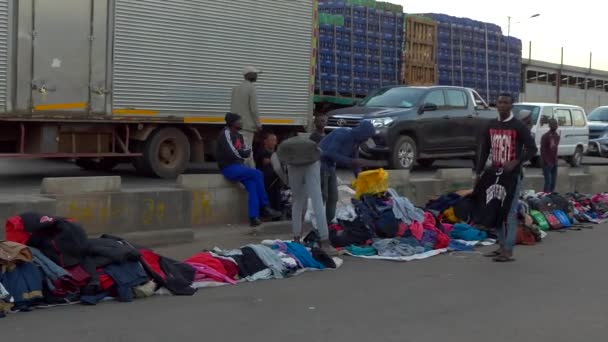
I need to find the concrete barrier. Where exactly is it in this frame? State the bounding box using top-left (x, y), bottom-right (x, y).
top-left (434, 168), bottom-right (474, 193)
top-left (585, 166), bottom-right (608, 193)
top-left (0, 166), bottom-right (607, 241)
top-left (41, 176), bottom-right (121, 195)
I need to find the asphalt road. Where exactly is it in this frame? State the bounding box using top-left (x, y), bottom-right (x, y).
top-left (1, 223), bottom-right (607, 341)
top-left (1, 156), bottom-right (607, 194)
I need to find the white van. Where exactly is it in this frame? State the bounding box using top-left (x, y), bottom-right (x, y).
top-left (513, 103), bottom-right (589, 167)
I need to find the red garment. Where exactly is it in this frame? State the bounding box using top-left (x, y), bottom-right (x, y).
top-left (216, 258), bottom-right (239, 279)
top-left (396, 223), bottom-right (408, 237)
top-left (140, 249), bottom-right (166, 279)
top-left (99, 271), bottom-right (115, 291)
top-left (5, 216), bottom-right (31, 244)
top-left (408, 221), bottom-right (424, 240)
top-left (517, 227), bottom-right (537, 245)
top-left (185, 252), bottom-right (228, 276)
top-left (421, 211), bottom-right (450, 249)
top-left (329, 224), bottom-right (344, 232)
top-left (66, 265), bottom-right (92, 285)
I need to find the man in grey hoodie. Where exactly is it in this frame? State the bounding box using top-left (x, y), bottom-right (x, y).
top-left (319, 120), bottom-right (376, 224)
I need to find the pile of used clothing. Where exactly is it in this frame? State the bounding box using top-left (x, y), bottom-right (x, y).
top-left (0, 212), bottom-right (341, 318)
top-left (522, 191), bottom-right (607, 231)
top-left (330, 170), bottom-right (452, 260)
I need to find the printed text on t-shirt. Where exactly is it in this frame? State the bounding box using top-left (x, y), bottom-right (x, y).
top-left (490, 128), bottom-right (518, 166)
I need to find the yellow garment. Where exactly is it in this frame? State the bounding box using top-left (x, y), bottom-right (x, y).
top-left (352, 168), bottom-right (389, 199)
top-left (443, 207), bottom-right (460, 223)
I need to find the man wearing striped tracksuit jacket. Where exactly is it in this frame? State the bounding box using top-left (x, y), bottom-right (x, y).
top-left (215, 113), bottom-right (281, 228)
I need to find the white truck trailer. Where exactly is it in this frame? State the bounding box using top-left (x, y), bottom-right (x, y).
top-left (0, 0), bottom-right (316, 177)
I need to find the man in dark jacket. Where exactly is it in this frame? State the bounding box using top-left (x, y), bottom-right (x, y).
top-left (319, 120), bottom-right (375, 224)
top-left (541, 118), bottom-right (560, 193)
top-left (216, 113), bottom-right (281, 227)
top-left (476, 93), bottom-right (537, 262)
top-left (254, 132), bottom-right (283, 212)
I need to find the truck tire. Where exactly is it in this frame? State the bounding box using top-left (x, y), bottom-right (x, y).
top-left (389, 136), bottom-right (417, 170)
top-left (416, 159), bottom-right (434, 168)
top-left (567, 146), bottom-right (584, 167)
top-left (134, 127), bottom-right (191, 178)
top-left (75, 158), bottom-right (119, 172)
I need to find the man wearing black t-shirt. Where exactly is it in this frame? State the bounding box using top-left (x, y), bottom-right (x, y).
top-left (476, 93), bottom-right (537, 262)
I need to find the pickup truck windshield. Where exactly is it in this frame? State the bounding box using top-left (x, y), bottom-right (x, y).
top-left (588, 107), bottom-right (608, 122)
top-left (513, 105), bottom-right (541, 123)
top-left (359, 87), bottom-right (425, 108)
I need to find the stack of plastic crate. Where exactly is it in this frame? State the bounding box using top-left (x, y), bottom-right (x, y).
top-left (426, 13), bottom-right (522, 104)
top-left (316, 0), bottom-right (405, 98)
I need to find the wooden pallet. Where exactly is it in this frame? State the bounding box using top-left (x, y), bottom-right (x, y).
top-left (402, 64), bottom-right (437, 86)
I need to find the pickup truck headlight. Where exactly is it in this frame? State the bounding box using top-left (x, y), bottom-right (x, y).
top-left (601, 131), bottom-right (608, 139)
top-left (370, 117), bottom-right (394, 127)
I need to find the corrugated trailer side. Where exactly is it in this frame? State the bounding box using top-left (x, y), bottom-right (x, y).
top-left (0, 0), bottom-right (316, 178)
top-left (111, 0), bottom-right (314, 125)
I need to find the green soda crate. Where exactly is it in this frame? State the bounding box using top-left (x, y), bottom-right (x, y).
top-left (333, 15), bottom-right (345, 27)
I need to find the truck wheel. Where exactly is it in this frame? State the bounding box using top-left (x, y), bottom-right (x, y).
top-left (567, 146), bottom-right (584, 167)
top-left (135, 127), bottom-right (191, 178)
top-left (416, 158), bottom-right (434, 168)
top-left (390, 136), bottom-right (417, 170)
top-left (75, 158), bottom-right (119, 172)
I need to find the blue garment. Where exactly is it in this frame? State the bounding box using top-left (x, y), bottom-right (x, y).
top-left (222, 164), bottom-right (269, 219)
top-left (80, 291), bottom-right (109, 306)
top-left (388, 188), bottom-right (425, 224)
top-left (30, 247), bottom-right (68, 280)
top-left (448, 240), bottom-right (475, 252)
top-left (499, 178), bottom-right (522, 253)
top-left (246, 244), bottom-right (286, 279)
top-left (320, 120), bottom-right (375, 175)
top-left (0, 262), bottom-right (44, 309)
top-left (345, 245), bottom-right (377, 256)
top-left (285, 242), bottom-right (325, 269)
top-left (104, 262), bottom-right (148, 302)
top-left (543, 165), bottom-right (557, 193)
top-left (451, 223), bottom-right (488, 241)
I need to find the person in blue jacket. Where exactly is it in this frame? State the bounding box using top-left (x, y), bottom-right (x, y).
top-left (319, 120), bottom-right (375, 224)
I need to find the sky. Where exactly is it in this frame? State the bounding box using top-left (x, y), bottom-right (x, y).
top-left (395, 0), bottom-right (608, 71)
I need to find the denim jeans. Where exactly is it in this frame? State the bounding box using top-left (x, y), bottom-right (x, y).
top-left (542, 165), bottom-right (557, 193)
top-left (321, 165), bottom-right (338, 224)
top-left (498, 177), bottom-right (522, 254)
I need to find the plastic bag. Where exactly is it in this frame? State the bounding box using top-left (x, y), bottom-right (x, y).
top-left (352, 168), bottom-right (389, 199)
top-left (305, 185), bottom-right (356, 228)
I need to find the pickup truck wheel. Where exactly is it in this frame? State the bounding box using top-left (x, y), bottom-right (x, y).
top-left (75, 158), bottom-right (119, 172)
top-left (567, 146), bottom-right (584, 167)
top-left (416, 159), bottom-right (434, 168)
top-left (390, 136), bottom-right (417, 170)
top-left (135, 127), bottom-right (191, 178)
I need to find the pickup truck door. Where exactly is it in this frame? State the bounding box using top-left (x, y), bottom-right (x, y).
top-left (417, 89), bottom-right (451, 151)
top-left (444, 88), bottom-right (475, 150)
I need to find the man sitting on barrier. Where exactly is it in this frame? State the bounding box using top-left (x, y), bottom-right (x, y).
top-left (215, 113), bottom-right (282, 229)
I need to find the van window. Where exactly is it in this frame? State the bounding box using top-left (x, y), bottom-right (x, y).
top-left (571, 109), bottom-right (586, 127)
top-left (539, 106), bottom-right (553, 125)
top-left (554, 108), bottom-right (572, 127)
top-left (513, 105), bottom-right (540, 123)
top-left (445, 90), bottom-right (467, 108)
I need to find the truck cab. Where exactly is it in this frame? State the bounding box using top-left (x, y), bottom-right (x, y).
top-left (327, 86), bottom-right (495, 169)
